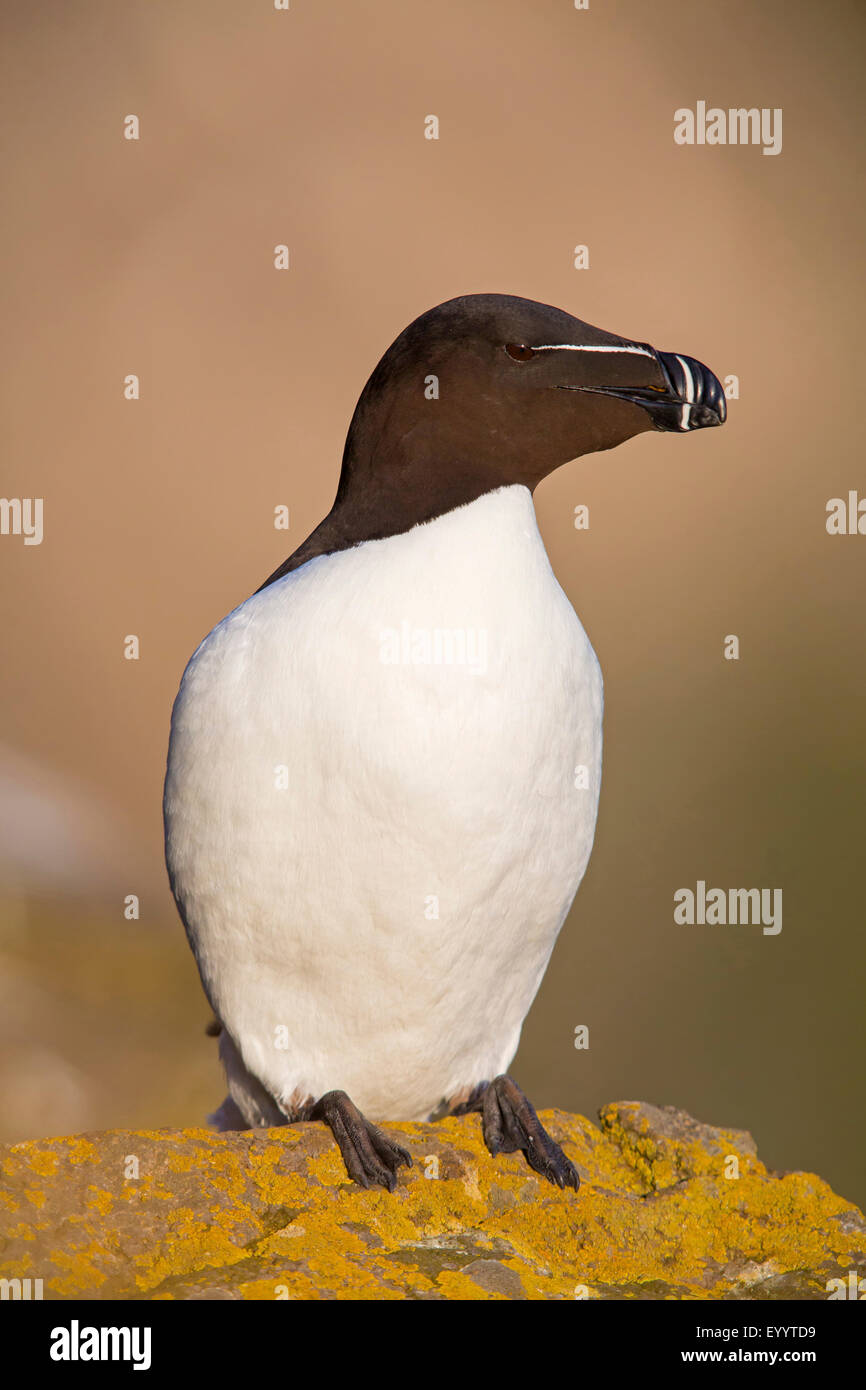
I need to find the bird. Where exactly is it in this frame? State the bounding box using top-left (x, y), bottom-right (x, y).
top-left (163, 293), bottom-right (725, 1192)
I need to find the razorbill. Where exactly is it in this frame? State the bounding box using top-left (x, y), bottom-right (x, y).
top-left (164, 294), bottom-right (725, 1191)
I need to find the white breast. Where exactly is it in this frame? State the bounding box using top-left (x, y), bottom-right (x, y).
top-left (164, 485), bottom-right (603, 1122)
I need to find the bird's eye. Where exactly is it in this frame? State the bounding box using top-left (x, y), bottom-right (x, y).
top-left (505, 343), bottom-right (536, 362)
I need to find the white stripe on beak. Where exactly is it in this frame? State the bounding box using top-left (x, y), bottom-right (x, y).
top-left (675, 354), bottom-right (694, 430)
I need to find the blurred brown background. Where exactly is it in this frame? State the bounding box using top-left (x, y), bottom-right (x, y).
top-left (2, 0), bottom-right (864, 1208)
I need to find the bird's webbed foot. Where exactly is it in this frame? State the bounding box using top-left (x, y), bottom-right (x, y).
top-left (451, 1074), bottom-right (579, 1191)
top-left (310, 1089), bottom-right (412, 1191)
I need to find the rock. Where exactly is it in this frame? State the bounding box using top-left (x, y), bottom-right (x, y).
top-left (0, 1102), bottom-right (862, 1300)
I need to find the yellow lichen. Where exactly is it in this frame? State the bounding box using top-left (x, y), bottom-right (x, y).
top-left (0, 1111), bottom-right (861, 1300)
top-left (64, 1138), bottom-right (99, 1166)
top-left (21, 1149), bottom-right (60, 1178)
top-left (84, 1187), bottom-right (115, 1217)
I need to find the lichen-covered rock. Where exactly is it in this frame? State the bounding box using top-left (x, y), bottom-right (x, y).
top-left (0, 1103), bottom-right (862, 1300)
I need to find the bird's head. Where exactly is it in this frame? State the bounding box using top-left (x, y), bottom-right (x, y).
top-left (337, 292), bottom-right (725, 527)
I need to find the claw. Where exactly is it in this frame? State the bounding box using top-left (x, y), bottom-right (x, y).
top-left (311, 1090), bottom-right (412, 1191)
top-left (452, 1074), bottom-right (580, 1192)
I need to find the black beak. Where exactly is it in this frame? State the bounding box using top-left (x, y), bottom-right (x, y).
top-left (566, 348), bottom-right (726, 432)
top-left (648, 351), bottom-right (727, 432)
